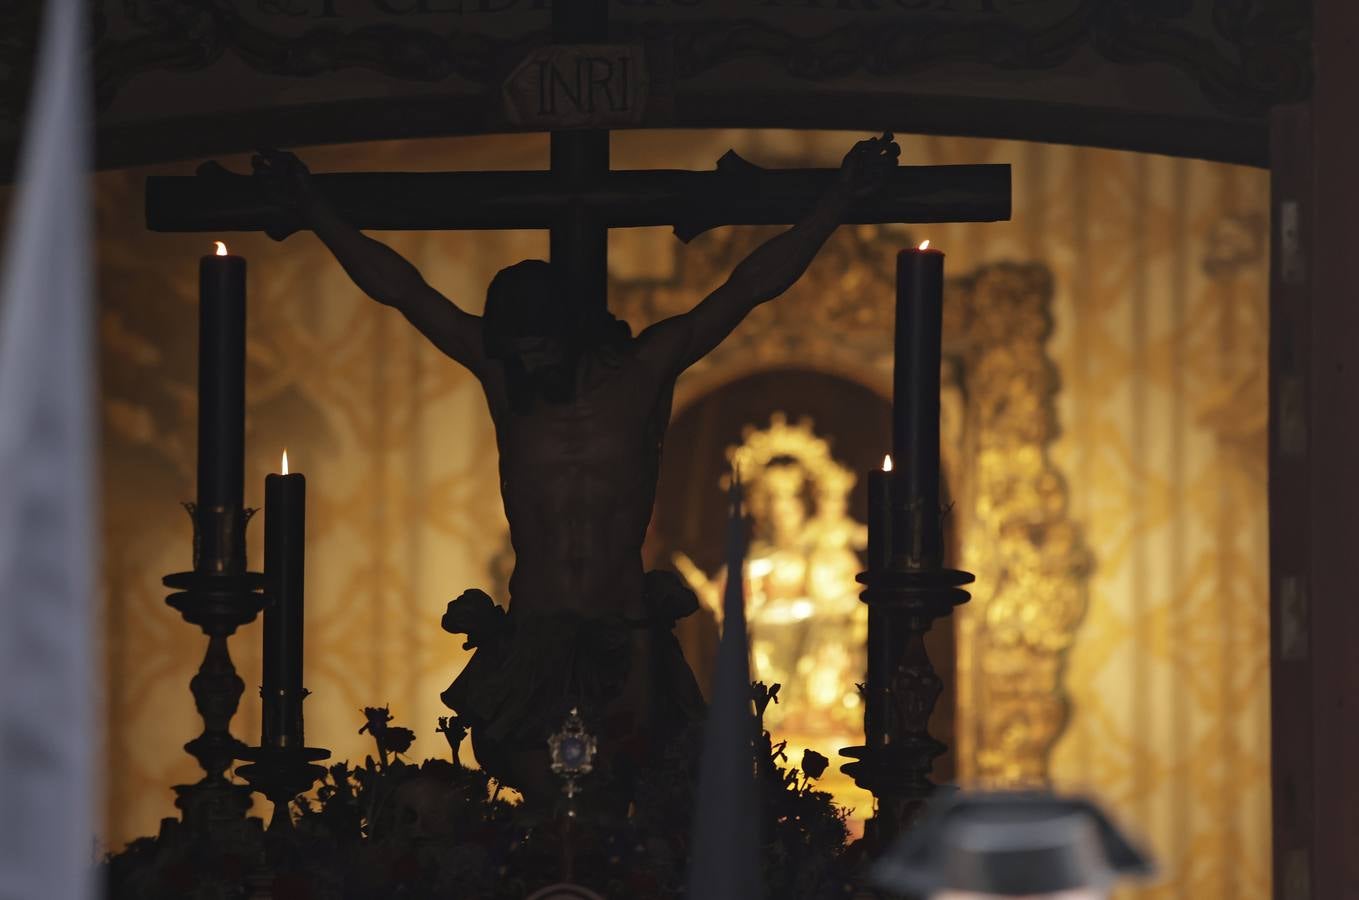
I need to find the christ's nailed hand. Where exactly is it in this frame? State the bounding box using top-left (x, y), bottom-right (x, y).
top-left (251, 148), bottom-right (314, 240)
top-left (838, 131), bottom-right (901, 199)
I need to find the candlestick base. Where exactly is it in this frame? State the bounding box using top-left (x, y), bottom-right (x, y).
top-left (171, 778), bottom-right (257, 839)
top-left (840, 563), bottom-right (973, 848)
top-left (163, 566), bottom-right (265, 837)
top-left (237, 745), bottom-right (331, 833)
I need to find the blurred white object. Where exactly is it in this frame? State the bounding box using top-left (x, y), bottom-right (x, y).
top-left (686, 476), bottom-right (761, 900)
top-left (0, 0), bottom-right (98, 897)
top-left (871, 792), bottom-right (1153, 899)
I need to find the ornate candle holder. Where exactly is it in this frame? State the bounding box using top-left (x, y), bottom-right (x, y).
top-left (839, 553), bottom-right (973, 846)
top-left (163, 503), bottom-right (265, 839)
top-left (841, 243), bottom-right (975, 848)
top-left (237, 743), bottom-right (330, 833)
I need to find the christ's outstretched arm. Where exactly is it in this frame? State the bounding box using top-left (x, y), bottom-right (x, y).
top-left (254, 150), bottom-right (485, 372)
top-left (638, 133), bottom-right (900, 375)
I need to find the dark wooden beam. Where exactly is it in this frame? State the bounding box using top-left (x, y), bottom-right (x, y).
top-left (549, 0), bottom-right (609, 313)
top-left (1269, 1), bottom-right (1359, 893)
top-left (144, 163), bottom-right (1013, 236)
top-left (550, 131), bottom-right (609, 313)
top-left (1268, 100), bottom-right (1315, 900)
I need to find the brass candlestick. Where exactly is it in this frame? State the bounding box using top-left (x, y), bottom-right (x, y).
top-left (163, 503), bottom-right (264, 839)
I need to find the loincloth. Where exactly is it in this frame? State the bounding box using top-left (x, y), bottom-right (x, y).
top-left (440, 571), bottom-right (705, 755)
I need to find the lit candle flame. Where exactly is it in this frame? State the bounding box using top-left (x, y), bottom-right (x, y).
top-left (214, 241), bottom-right (228, 256)
top-left (281, 449), bottom-right (289, 476)
top-left (918, 240), bottom-right (931, 251)
top-left (882, 454), bottom-right (894, 472)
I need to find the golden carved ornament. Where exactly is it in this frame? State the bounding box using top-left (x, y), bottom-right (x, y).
top-left (948, 263), bottom-right (1090, 787)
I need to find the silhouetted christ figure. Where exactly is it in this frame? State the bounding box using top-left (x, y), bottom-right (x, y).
top-left (255, 135), bottom-right (899, 804)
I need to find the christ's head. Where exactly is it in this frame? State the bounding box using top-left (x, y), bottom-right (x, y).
top-left (483, 259), bottom-right (571, 374)
top-left (483, 259), bottom-right (633, 412)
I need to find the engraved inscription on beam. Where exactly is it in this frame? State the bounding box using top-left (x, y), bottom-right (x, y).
top-left (502, 44), bottom-right (647, 129)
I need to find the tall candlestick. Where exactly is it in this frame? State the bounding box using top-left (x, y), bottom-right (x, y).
top-left (893, 242), bottom-right (945, 567)
top-left (844, 240), bottom-right (973, 846)
top-left (262, 451), bottom-right (306, 749)
top-left (197, 241), bottom-right (247, 572)
top-left (868, 455), bottom-right (893, 572)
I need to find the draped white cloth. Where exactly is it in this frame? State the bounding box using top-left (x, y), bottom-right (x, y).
top-left (0, 0), bottom-right (98, 896)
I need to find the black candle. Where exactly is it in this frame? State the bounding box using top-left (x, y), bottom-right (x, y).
top-left (263, 451), bottom-right (306, 749)
top-left (197, 242), bottom-right (247, 569)
top-left (893, 243), bottom-right (945, 567)
top-left (867, 457), bottom-right (893, 572)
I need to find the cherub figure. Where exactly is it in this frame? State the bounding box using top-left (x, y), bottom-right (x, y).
top-left (255, 134), bottom-right (900, 803)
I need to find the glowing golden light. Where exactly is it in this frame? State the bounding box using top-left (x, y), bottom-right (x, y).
top-left (676, 414), bottom-right (875, 836)
top-left (882, 454), bottom-right (894, 472)
top-left (918, 239), bottom-right (931, 251)
top-left (214, 241), bottom-right (228, 256)
top-left (281, 449), bottom-right (289, 476)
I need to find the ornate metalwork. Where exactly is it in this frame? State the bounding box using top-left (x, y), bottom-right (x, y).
top-left (236, 743), bottom-right (330, 833)
top-left (548, 707), bottom-right (598, 803)
top-left (841, 564), bottom-right (973, 840)
top-left (162, 502), bottom-right (265, 838)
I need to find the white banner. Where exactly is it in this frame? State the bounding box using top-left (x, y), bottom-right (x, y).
top-left (0, 0), bottom-right (99, 896)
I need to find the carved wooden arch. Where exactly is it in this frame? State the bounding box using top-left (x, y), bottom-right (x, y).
top-left (613, 225), bottom-right (1087, 787)
top-left (0, 1), bottom-right (1310, 171)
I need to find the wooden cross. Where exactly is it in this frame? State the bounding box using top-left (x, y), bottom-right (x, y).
top-left (144, 1), bottom-right (1011, 315)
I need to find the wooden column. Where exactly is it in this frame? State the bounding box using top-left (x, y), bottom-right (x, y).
top-left (1269, 2), bottom-right (1359, 895)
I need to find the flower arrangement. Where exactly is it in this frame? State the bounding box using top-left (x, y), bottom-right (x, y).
top-left (105, 684), bottom-right (854, 899)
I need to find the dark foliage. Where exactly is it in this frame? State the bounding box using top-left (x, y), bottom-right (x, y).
top-left (105, 685), bottom-right (854, 899)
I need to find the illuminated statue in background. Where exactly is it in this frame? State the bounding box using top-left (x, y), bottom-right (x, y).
top-left (675, 415), bottom-right (868, 797)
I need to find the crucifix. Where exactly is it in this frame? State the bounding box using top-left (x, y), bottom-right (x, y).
top-left (145, 0), bottom-right (1010, 813)
top-left (145, 8), bottom-right (1009, 299)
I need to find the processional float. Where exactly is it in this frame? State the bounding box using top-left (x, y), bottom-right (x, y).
top-left (147, 231), bottom-right (981, 854)
top-left (137, 3), bottom-right (1008, 888)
